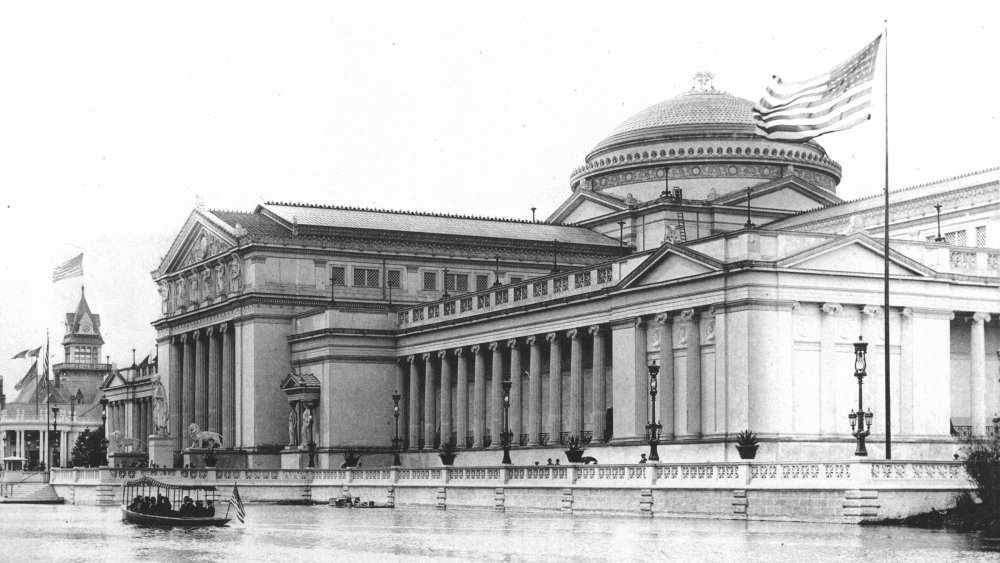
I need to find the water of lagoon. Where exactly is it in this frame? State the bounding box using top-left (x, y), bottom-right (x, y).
top-left (2, 503), bottom-right (998, 562)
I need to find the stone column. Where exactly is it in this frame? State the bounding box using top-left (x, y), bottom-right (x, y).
top-left (819, 303), bottom-right (842, 435)
top-left (655, 313), bottom-right (674, 440)
top-left (546, 332), bottom-right (562, 442)
top-left (490, 342), bottom-right (504, 449)
top-left (131, 399), bottom-right (141, 439)
top-left (568, 329), bottom-right (583, 439)
top-left (970, 313), bottom-right (991, 436)
top-left (423, 353), bottom-right (436, 450)
top-left (182, 332), bottom-right (196, 443)
top-left (207, 326), bottom-right (222, 434)
top-left (589, 325), bottom-right (606, 442)
top-left (455, 347), bottom-right (468, 448)
top-left (900, 308), bottom-right (914, 436)
top-left (682, 309), bottom-right (701, 437)
top-left (221, 323), bottom-right (235, 448)
top-left (862, 305), bottom-right (883, 432)
top-left (141, 399), bottom-right (149, 440)
top-left (635, 318), bottom-right (649, 439)
top-left (194, 329), bottom-right (208, 431)
top-left (527, 335), bottom-right (542, 446)
top-left (438, 350), bottom-right (452, 447)
top-left (407, 356), bottom-right (421, 451)
top-left (472, 345), bottom-right (486, 448)
top-left (507, 339), bottom-right (522, 445)
top-left (395, 358), bottom-right (407, 448)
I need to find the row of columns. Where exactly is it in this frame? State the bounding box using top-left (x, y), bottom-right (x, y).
top-left (168, 322), bottom-right (236, 450)
top-left (399, 326), bottom-right (608, 450)
top-left (105, 397), bottom-right (154, 444)
top-left (2, 429), bottom-right (69, 468)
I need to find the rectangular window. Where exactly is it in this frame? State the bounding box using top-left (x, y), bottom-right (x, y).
top-left (353, 268), bottom-right (380, 287)
top-left (446, 273), bottom-right (469, 293)
top-left (330, 266), bottom-right (346, 286)
top-left (387, 270), bottom-right (402, 288)
top-left (976, 226), bottom-right (987, 247)
top-left (476, 274), bottom-right (490, 291)
top-left (509, 276), bottom-right (523, 284)
top-left (945, 230), bottom-right (967, 246)
top-left (398, 311), bottom-right (409, 324)
top-left (423, 271), bottom-right (437, 291)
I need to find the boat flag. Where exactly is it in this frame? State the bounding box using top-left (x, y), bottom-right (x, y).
top-left (229, 484), bottom-right (246, 523)
top-left (52, 253), bottom-right (84, 282)
top-left (752, 35), bottom-right (882, 142)
top-left (11, 346), bottom-right (42, 359)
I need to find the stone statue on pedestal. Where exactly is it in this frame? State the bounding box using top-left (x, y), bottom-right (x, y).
top-left (152, 377), bottom-right (169, 436)
top-left (301, 407), bottom-right (313, 445)
top-left (288, 409), bottom-right (299, 446)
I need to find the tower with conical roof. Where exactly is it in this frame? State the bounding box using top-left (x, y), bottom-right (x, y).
top-left (61, 287), bottom-right (104, 365)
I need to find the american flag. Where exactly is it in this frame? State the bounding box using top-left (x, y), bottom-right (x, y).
top-left (753, 36), bottom-right (882, 142)
top-left (229, 484), bottom-right (246, 523)
top-left (52, 253), bottom-right (84, 282)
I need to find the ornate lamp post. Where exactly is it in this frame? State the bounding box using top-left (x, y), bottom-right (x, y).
top-left (501, 377), bottom-right (513, 465)
top-left (52, 406), bottom-right (60, 468)
top-left (99, 396), bottom-right (109, 466)
top-left (848, 337), bottom-right (874, 456)
top-left (391, 390), bottom-right (402, 467)
top-left (646, 361), bottom-right (661, 462)
top-left (934, 204), bottom-right (945, 243)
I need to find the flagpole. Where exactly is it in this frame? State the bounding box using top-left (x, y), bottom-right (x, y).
top-left (882, 21), bottom-right (892, 460)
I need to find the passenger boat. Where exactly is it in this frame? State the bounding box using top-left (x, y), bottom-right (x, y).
top-left (329, 496), bottom-right (393, 508)
top-left (120, 476), bottom-right (240, 527)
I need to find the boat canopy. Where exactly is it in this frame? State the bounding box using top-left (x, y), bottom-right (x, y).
top-left (122, 476), bottom-right (219, 491)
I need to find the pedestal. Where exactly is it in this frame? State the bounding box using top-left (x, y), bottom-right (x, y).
top-left (281, 446), bottom-right (311, 469)
top-left (148, 436), bottom-right (174, 468)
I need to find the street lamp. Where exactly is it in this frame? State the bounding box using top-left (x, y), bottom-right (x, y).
top-left (934, 204), bottom-right (945, 243)
top-left (501, 377), bottom-right (513, 465)
top-left (391, 390), bottom-right (402, 467)
top-left (52, 406), bottom-right (60, 468)
top-left (848, 337), bottom-right (874, 456)
top-left (646, 361), bottom-right (662, 462)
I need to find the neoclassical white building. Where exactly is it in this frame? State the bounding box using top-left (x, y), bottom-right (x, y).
top-left (149, 79), bottom-right (999, 469)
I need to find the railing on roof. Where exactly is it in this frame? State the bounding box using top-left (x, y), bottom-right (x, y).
top-left (53, 362), bottom-right (112, 372)
top-left (397, 264), bottom-right (615, 329)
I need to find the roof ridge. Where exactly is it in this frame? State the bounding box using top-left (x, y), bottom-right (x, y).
top-left (262, 201), bottom-right (580, 227)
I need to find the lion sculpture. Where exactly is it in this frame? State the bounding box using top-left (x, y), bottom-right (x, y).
top-left (108, 431), bottom-right (147, 453)
top-left (187, 423), bottom-right (223, 449)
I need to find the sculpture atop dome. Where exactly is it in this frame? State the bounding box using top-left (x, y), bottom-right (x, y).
top-left (691, 71), bottom-right (717, 93)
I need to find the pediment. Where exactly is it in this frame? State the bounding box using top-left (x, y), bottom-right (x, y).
top-left (619, 243), bottom-right (723, 289)
top-left (714, 175), bottom-right (841, 211)
top-left (548, 190), bottom-right (626, 224)
top-left (100, 369), bottom-right (128, 390)
top-left (778, 234), bottom-right (935, 277)
top-left (156, 210), bottom-right (238, 276)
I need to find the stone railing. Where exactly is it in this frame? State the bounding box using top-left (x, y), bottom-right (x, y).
top-left (49, 460), bottom-right (971, 490)
top-left (398, 265), bottom-right (615, 330)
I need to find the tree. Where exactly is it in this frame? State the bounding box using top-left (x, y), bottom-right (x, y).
top-left (70, 427), bottom-right (107, 468)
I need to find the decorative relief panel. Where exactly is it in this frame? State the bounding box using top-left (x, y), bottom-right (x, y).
top-left (668, 163), bottom-right (782, 182)
top-left (180, 230), bottom-right (229, 268)
top-left (792, 168), bottom-right (836, 189)
top-left (595, 167), bottom-right (667, 189)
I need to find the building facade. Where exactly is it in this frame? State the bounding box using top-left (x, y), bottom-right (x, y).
top-left (151, 79), bottom-right (999, 469)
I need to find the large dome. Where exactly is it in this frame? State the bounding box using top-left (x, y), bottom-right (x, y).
top-left (591, 91), bottom-right (757, 157)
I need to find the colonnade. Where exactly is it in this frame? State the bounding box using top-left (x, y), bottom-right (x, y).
top-left (398, 325), bottom-right (609, 451)
top-left (105, 397), bottom-right (155, 444)
top-left (168, 322), bottom-right (236, 450)
top-left (2, 429), bottom-right (70, 468)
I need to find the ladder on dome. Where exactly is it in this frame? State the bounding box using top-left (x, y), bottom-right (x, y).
top-left (675, 211), bottom-right (687, 243)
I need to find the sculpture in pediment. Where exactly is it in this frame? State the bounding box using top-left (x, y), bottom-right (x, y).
top-left (180, 230), bottom-right (229, 268)
top-left (230, 257), bottom-right (242, 292)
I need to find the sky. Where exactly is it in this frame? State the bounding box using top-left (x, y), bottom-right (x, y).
top-left (0, 1), bottom-right (996, 398)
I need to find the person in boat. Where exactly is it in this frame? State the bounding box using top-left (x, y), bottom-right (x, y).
top-left (205, 500), bottom-right (215, 517)
top-left (157, 495), bottom-right (171, 516)
top-left (128, 495), bottom-right (142, 512)
top-left (179, 496), bottom-right (195, 517)
top-left (195, 500), bottom-right (207, 516)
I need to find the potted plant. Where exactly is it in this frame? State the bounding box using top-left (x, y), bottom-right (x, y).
top-left (342, 448), bottom-right (363, 468)
top-left (735, 429), bottom-right (759, 460)
top-left (202, 444), bottom-right (218, 468)
top-left (564, 435), bottom-right (586, 463)
top-left (439, 438), bottom-right (458, 466)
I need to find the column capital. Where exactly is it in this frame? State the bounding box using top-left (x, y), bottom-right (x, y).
top-left (406, 355), bottom-right (416, 364)
top-left (821, 303), bottom-right (843, 315)
top-left (437, 349), bottom-right (448, 359)
top-left (489, 341), bottom-right (500, 352)
top-left (454, 347), bottom-right (465, 357)
top-left (176, 334), bottom-right (187, 344)
top-left (901, 307), bottom-right (914, 319)
top-left (546, 332), bottom-right (559, 343)
top-left (192, 329), bottom-right (202, 341)
top-left (654, 312), bottom-right (670, 325)
top-left (206, 326), bottom-right (216, 337)
top-left (422, 352), bottom-right (433, 362)
top-left (588, 325), bottom-right (602, 336)
top-left (678, 308), bottom-right (696, 323)
top-left (471, 344), bottom-right (482, 354)
top-left (969, 312), bottom-right (992, 324)
top-left (526, 335), bottom-right (538, 346)
top-left (219, 321), bottom-right (230, 333)
top-left (506, 338), bottom-right (518, 349)
top-left (566, 328), bottom-right (579, 340)
top-left (862, 305), bottom-right (882, 318)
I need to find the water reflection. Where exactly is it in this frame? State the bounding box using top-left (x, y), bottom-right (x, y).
top-left (0, 503), bottom-right (997, 562)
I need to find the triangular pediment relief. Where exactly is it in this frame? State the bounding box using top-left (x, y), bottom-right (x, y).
top-left (714, 175), bottom-right (841, 211)
top-left (548, 190), bottom-right (626, 224)
top-left (778, 233), bottom-right (935, 277)
top-left (619, 243), bottom-right (723, 289)
top-left (100, 369), bottom-right (127, 390)
top-left (156, 210), bottom-right (238, 277)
